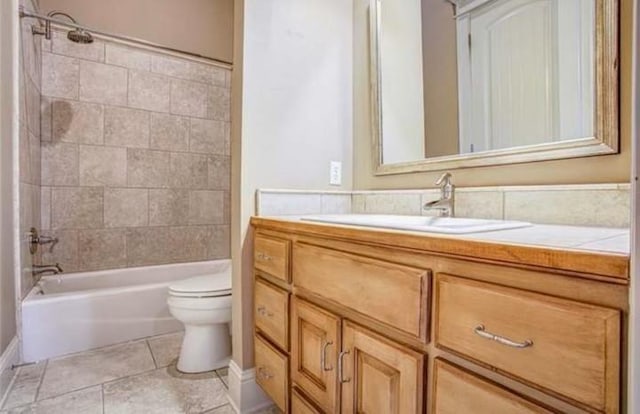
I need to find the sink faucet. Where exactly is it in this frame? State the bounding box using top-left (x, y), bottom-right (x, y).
top-left (423, 172), bottom-right (455, 217)
top-left (32, 263), bottom-right (63, 277)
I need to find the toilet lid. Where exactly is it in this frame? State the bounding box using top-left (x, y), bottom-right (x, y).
top-left (169, 273), bottom-right (231, 297)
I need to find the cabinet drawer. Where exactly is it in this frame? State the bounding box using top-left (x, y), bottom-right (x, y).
top-left (293, 243), bottom-right (430, 340)
top-left (255, 334), bottom-right (289, 413)
top-left (255, 278), bottom-right (289, 351)
top-left (432, 359), bottom-right (552, 414)
top-left (435, 274), bottom-right (620, 413)
top-left (255, 235), bottom-right (290, 281)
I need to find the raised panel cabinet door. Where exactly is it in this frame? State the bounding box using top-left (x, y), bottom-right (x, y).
top-left (432, 359), bottom-right (553, 414)
top-left (291, 297), bottom-right (341, 413)
top-left (341, 321), bottom-right (425, 414)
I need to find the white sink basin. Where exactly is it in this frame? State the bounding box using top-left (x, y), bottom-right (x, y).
top-left (301, 214), bottom-right (531, 234)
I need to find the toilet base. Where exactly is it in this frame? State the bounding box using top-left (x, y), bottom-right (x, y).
top-left (177, 323), bottom-right (231, 374)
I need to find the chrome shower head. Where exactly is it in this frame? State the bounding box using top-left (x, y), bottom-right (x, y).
top-left (67, 28), bottom-right (93, 44)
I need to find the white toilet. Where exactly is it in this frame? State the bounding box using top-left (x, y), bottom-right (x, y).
top-left (167, 269), bottom-right (232, 373)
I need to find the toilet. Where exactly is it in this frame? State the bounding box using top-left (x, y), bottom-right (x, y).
top-left (167, 270), bottom-right (232, 373)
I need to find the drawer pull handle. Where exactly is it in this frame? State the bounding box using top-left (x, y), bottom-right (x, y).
top-left (338, 350), bottom-right (351, 383)
top-left (321, 341), bottom-right (334, 371)
top-left (474, 325), bottom-right (533, 349)
top-left (256, 252), bottom-right (273, 261)
top-left (256, 306), bottom-right (274, 317)
top-left (257, 366), bottom-right (273, 381)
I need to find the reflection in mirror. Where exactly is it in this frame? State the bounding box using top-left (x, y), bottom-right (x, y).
top-left (370, 0), bottom-right (617, 174)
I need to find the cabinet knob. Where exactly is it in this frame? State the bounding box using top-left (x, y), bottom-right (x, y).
top-left (257, 366), bottom-right (273, 381)
top-left (257, 306), bottom-right (274, 317)
top-left (256, 252), bottom-right (273, 261)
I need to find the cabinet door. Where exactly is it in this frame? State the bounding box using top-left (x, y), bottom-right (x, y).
top-left (291, 297), bottom-right (341, 413)
top-left (341, 321), bottom-right (425, 414)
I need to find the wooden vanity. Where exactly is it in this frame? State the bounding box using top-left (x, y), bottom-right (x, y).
top-left (250, 217), bottom-right (629, 414)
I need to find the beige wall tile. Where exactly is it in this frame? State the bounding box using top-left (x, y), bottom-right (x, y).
top-left (169, 226), bottom-right (211, 262)
top-left (352, 194), bottom-right (366, 213)
top-left (364, 193), bottom-right (422, 215)
top-left (127, 149), bottom-right (171, 188)
top-left (504, 190), bottom-right (630, 228)
top-left (207, 86), bottom-right (230, 122)
top-left (29, 131), bottom-right (40, 186)
top-left (51, 187), bottom-right (103, 229)
top-left (207, 156), bottom-right (230, 190)
top-left (455, 191), bottom-right (504, 220)
top-left (149, 189), bottom-right (190, 226)
top-left (104, 188), bottom-right (149, 228)
top-left (42, 142), bottom-right (79, 186)
top-left (19, 124), bottom-right (31, 184)
top-left (52, 99), bottom-right (104, 144)
top-left (42, 52), bottom-right (79, 99)
top-left (79, 145), bottom-right (127, 187)
top-left (126, 227), bottom-right (170, 266)
top-left (150, 55), bottom-right (227, 86)
top-left (79, 61), bottom-right (128, 105)
top-left (321, 194), bottom-right (352, 214)
top-left (149, 113), bottom-right (189, 151)
top-left (128, 70), bottom-right (170, 113)
top-left (41, 97), bottom-right (52, 142)
top-left (190, 119), bottom-right (226, 154)
top-left (170, 79), bottom-right (208, 118)
top-left (41, 229), bottom-right (79, 273)
top-left (170, 153), bottom-right (208, 189)
top-left (104, 106), bottom-right (150, 148)
top-left (50, 30), bottom-right (105, 62)
top-left (208, 225), bottom-right (230, 259)
top-left (78, 229), bottom-right (127, 271)
top-left (25, 78), bottom-right (40, 137)
top-left (258, 193), bottom-right (323, 216)
top-left (189, 190), bottom-right (225, 225)
top-left (105, 44), bottom-right (151, 71)
top-left (41, 187), bottom-right (51, 230)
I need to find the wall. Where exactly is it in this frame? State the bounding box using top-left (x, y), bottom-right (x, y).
top-left (39, 32), bottom-right (231, 273)
top-left (38, 0), bottom-right (233, 63)
top-left (231, 0), bottom-right (354, 371)
top-left (353, 0), bottom-right (632, 189)
top-left (0, 0), bottom-right (19, 358)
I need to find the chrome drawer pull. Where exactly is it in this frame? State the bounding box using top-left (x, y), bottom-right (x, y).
top-left (474, 325), bottom-right (533, 349)
top-left (256, 252), bottom-right (273, 261)
top-left (256, 306), bottom-right (274, 317)
top-left (321, 341), bottom-right (334, 371)
top-left (257, 366), bottom-right (273, 380)
top-left (338, 350), bottom-right (351, 383)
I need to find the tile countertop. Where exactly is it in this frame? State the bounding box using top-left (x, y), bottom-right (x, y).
top-left (251, 215), bottom-right (631, 281)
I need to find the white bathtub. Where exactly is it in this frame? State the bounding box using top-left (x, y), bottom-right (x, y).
top-left (21, 260), bottom-right (230, 362)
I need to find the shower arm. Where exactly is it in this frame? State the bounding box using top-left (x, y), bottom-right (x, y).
top-left (18, 6), bottom-right (232, 67)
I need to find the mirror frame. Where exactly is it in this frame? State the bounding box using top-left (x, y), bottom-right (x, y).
top-left (370, 0), bottom-right (619, 175)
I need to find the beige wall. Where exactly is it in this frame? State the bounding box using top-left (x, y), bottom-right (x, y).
top-left (0, 0), bottom-right (18, 355)
top-left (231, 0), bottom-right (354, 369)
top-left (38, 0), bottom-right (234, 63)
top-left (422, 0), bottom-right (458, 158)
top-left (354, 0), bottom-right (632, 189)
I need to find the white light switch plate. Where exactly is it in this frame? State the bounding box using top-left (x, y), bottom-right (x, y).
top-left (330, 161), bottom-right (342, 186)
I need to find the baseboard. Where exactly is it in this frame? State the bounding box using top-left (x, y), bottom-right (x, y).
top-left (0, 337), bottom-right (19, 408)
top-left (226, 359), bottom-right (273, 413)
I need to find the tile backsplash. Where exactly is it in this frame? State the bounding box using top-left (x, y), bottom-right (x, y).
top-left (39, 30), bottom-right (231, 273)
top-left (257, 184), bottom-right (630, 228)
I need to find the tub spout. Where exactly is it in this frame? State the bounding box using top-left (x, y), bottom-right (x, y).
top-left (32, 263), bottom-right (63, 276)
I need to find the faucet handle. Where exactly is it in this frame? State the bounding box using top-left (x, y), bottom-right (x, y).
top-left (435, 172), bottom-right (453, 187)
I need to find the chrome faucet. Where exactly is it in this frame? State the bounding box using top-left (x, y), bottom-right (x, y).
top-left (423, 172), bottom-right (455, 217)
top-left (32, 263), bottom-right (63, 277)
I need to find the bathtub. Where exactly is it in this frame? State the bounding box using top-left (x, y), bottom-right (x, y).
top-left (21, 260), bottom-right (230, 362)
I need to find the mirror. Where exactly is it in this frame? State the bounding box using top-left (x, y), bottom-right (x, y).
top-left (370, 0), bottom-right (619, 174)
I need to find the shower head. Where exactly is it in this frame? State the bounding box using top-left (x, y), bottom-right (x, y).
top-left (67, 28), bottom-right (93, 44)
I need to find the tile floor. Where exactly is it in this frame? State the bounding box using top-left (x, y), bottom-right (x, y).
top-left (0, 332), bottom-right (278, 414)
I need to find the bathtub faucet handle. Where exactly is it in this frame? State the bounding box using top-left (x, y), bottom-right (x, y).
top-left (32, 263), bottom-right (63, 277)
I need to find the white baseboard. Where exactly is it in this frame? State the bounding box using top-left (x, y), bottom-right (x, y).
top-left (226, 359), bottom-right (273, 413)
top-left (0, 337), bottom-right (19, 407)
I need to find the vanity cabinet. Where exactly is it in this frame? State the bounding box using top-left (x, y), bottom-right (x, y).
top-left (252, 217), bottom-right (628, 414)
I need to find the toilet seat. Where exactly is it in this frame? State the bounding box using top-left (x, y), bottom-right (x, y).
top-left (168, 274), bottom-right (231, 298)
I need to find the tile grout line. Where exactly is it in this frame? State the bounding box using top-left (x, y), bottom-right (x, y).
top-left (100, 383), bottom-right (105, 414)
top-left (32, 359), bottom-right (49, 403)
top-left (144, 339), bottom-right (158, 370)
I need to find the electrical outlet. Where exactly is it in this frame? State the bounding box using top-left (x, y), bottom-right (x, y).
top-left (330, 161), bottom-right (342, 186)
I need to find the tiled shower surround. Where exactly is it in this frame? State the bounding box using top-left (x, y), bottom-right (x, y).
top-left (39, 30), bottom-right (231, 273)
top-left (18, 0), bottom-right (42, 298)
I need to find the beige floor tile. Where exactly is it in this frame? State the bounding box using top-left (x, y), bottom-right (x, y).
top-left (202, 404), bottom-right (234, 414)
top-left (103, 367), bottom-right (227, 414)
top-left (147, 332), bottom-right (184, 368)
top-left (38, 340), bottom-right (155, 400)
top-left (215, 368), bottom-right (228, 388)
top-left (1, 386), bottom-right (102, 414)
top-left (1, 362), bottom-right (46, 410)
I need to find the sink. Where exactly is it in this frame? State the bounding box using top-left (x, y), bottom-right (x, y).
top-left (301, 214), bottom-right (531, 234)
